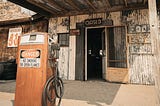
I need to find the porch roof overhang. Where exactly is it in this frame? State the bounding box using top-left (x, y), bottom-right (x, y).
top-left (0, 14), bottom-right (48, 27)
top-left (8, 0), bottom-right (160, 18)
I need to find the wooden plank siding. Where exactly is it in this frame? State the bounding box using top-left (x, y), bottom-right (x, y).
top-left (58, 48), bottom-right (69, 79)
top-left (129, 55), bottom-right (154, 84)
top-left (48, 11), bottom-right (156, 84)
top-left (0, 28), bottom-right (17, 61)
top-left (48, 17), bottom-right (70, 80)
top-left (75, 23), bottom-right (85, 80)
top-left (126, 9), bottom-right (155, 84)
top-left (68, 35), bottom-right (76, 80)
top-left (148, 0), bottom-right (160, 103)
top-left (68, 16), bottom-right (77, 80)
top-left (0, 19), bottom-right (48, 62)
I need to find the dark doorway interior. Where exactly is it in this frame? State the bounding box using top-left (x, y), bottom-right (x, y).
top-left (87, 28), bottom-right (104, 80)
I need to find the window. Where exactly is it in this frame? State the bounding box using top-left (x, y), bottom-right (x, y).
top-left (58, 33), bottom-right (69, 46)
top-left (107, 26), bottom-right (127, 68)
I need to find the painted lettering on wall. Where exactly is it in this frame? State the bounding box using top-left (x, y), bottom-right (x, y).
top-left (129, 44), bottom-right (152, 54)
top-left (129, 34), bottom-right (151, 44)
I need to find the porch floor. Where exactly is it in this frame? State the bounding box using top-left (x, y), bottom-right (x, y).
top-left (0, 80), bottom-right (158, 106)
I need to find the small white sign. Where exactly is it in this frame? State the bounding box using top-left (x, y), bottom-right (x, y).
top-left (20, 58), bottom-right (40, 68)
top-left (7, 28), bottom-right (22, 47)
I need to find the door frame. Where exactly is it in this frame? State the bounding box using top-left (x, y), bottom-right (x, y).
top-left (85, 25), bottom-right (128, 81)
top-left (85, 26), bottom-right (106, 80)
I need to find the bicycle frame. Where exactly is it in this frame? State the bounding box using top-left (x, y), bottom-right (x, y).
top-left (42, 43), bottom-right (64, 106)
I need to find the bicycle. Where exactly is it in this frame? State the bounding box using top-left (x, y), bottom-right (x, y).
top-left (42, 43), bottom-right (64, 106)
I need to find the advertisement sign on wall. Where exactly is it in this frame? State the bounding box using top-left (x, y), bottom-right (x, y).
top-left (7, 27), bottom-right (22, 47)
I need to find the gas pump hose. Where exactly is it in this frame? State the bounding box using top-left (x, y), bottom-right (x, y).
top-left (42, 75), bottom-right (64, 106)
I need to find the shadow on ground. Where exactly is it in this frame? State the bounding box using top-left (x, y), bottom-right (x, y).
top-left (0, 80), bottom-right (121, 106)
top-left (0, 80), bottom-right (16, 93)
top-left (63, 80), bottom-right (121, 106)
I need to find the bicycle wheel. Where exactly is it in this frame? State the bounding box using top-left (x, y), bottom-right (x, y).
top-left (42, 76), bottom-right (56, 106)
top-left (55, 77), bottom-right (64, 98)
top-left (46, 76), bottom-right (56, 103)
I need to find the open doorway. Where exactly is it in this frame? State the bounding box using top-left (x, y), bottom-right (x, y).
top-left (87, 27), bottom-right (105, 80)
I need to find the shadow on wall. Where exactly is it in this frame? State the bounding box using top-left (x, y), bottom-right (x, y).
top-left (63, 80), bottom-right (121, 105)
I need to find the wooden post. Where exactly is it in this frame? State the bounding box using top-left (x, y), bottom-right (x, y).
top-left (148, 0), bottom-right (160, 104)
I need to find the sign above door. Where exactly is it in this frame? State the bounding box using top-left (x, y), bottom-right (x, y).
top-left (84, 18), bottom-right (102, 27)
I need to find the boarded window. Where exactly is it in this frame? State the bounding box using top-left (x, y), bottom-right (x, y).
top-left (58, 33), bottom-right (69, 46)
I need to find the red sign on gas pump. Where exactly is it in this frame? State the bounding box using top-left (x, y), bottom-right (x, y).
top-left (19, 49), bottom-right (41, 68)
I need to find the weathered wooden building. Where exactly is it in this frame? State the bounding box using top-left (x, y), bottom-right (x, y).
top-left (1, 1), bottom-right (160, 101)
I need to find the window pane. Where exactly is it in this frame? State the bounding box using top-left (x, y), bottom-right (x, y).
top-left (58, 33), bottom-right (69, 46)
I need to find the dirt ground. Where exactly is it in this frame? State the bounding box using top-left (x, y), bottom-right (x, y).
top-left (62, 80), bottom-right (157, 106)
top-left (63, 80), bottom-right (121, 105)
top-left (0, 80), bottom-right (158, 106)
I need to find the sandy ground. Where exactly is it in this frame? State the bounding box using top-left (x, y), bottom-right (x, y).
top-left (0, 80), bottom-right (158, 106)
top-left (62, 80), bottom-right (158, 106)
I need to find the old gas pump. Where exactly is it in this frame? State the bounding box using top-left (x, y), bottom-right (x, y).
top-left (15, 32), bottom-right (64, 106)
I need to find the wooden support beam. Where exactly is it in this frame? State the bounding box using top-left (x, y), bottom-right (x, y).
top-left (8, 0), bottom-right (51, 17)
top-left (148, 0), bottom-right (160, 104)
top-left (143, 0), bottom-right (147, 4)
top-left (65, 0), bottom-right (81, 11)
top-left (104, 4), bottom-right (147, 12)
top-left (50, 4), bottom-right (148, 17)
top-left (86, 0), bottom-right (96, 11)
top-left (105, 0), bottom-right (111, 8)
top-left (45, 0), bottom-right (67, 12)
top-left (27, 0), bottom-right (57, 15)
top-left (0, 17), bottom-right (30, 27)
top-left (124, 0), bottom-right (128, 7)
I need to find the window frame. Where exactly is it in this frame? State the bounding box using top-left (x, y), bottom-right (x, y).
top-left (58, 33), bottom-right (69, 47)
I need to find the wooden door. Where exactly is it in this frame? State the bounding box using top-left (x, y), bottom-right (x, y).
top-left (75, 23), bottom-right (85, 80)
top-left (101, 29), bottom-right (106, 79)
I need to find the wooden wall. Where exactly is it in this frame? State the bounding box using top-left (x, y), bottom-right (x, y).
top-left (0, 28), bottom-right (17, 61)
top-left (69, 16), bottom-right (76, 80)
top-left (48, 10), bottom-right (156, 84)
top-left (126, 9), bottom-right (154, 84)
top-left (75, 22), bottom-right (85, 80)
top-left (0, 19), bottom-right (48, 62)
top-left (149, 0), bottom-right (160, 103)
top-left (48, 18), bottom-right (69, 80)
